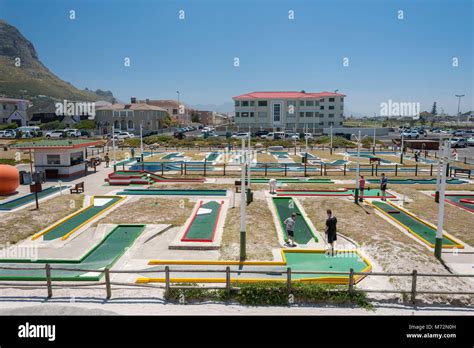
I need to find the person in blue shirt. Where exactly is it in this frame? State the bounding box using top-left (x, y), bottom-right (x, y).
top-left (380, 173), bottom-right (388, 201)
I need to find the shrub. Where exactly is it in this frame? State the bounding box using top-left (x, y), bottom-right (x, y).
top-left (0, 123), bottom-right (19, 130)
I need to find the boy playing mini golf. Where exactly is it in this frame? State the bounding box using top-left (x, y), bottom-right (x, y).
top-left (284, 213), bottom-right (297, 247)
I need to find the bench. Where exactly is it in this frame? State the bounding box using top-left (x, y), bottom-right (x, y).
top-left (453, 168), bottom-right (471, 179)
top-left (70, 181), bottom-right (85, 194)
top-left (369, 157), bottom-right (381, 164)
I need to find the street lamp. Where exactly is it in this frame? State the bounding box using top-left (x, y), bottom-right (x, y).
top-left (176, 91), bottom-right (181, 124)
top-left (351, 130), bottom-right (367, 204)
top-left (435, 137), bottom-right (451, 259)
top-left (240, 138), bottom-right (247, 261)
top-left (455, 94), bottom-right (465, 124)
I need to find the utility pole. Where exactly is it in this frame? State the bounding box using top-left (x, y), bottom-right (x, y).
top-left (351, 130), bottom-right (365, 204)
top-left (373, 122), bottom-right (376, 155)
top-left (140, 121), bottom-right (144, 162)
top-left (435, 138), bottom-right (442, 203)
top-left (435, 139), bottom-right (449, 259)
top-left (455, 94), bottom-right (465, 125)
top-left (112, 125), bottom-right (116, 165)
top-left (330, 125), bottom-right (333, 155)
top-left (247, 129), bottom-right (251, 191)
top-left (240, 138), bottom-right (246, 261)
top-left (400, 132), bottom-right (404, 164)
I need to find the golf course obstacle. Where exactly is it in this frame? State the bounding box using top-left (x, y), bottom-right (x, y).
top-left (0, 225), bottom-right (145, 281)
top-left (31, 196), bottom-right (124, 241)
top-left (435, 193), bottom-right (474, 213)
top-left (0, 185), bottom-right (69, 211)
top-left (272, 197), bottom-right (318, 244)
top-left (276, 188), bottom-right (395, 199)
top-left (115, 188), bottom-right (227, 196)
top-left (105, 170), bottom-right (204, 185)
top-left (138, 249), bottom-right (371, 285)
top-left (181, 200), bottom-right (224, 242)
top-left (369, 201), bottom-right (464, 249)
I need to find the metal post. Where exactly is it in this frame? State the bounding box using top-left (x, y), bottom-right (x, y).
top-left (226, 266), bottom-right (231, 295)
top-left (240, 138), bottom-right (246, 261)
top-left (411, 269), bottom-right (417, 304)
top-left (435, 140), bottom-right (448, 259)
top-left (330, 125), bottom-right (333, 155)
top-left (348, 268), bottom-right (354, 294)
top-left (287, 268), bottom-right (292, 294)
top-left (112, 125), bottom-right (116, 165)
top-left (45, 263), bottom-right (52, 298)
top-left (140, 122), bottom-right (144, 162)
top-left (165, 266), bottom-right (170, 293)
top-left (400, 133), bottom-right (404, 164)
top-left (354, 130), bottom-right (361, 204)
top-left (105, 267), bottom-right (112, 299)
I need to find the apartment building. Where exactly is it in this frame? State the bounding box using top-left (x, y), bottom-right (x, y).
top-left (0, 97), bottom-right (31, 127)
top-left (232, 91), bottom-right (345, 131)
top-left (139, 99), bottom-right (192, 124)
top-left (95, 97), bottom-right (169, 135)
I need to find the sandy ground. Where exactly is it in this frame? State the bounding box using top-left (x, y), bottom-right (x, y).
top-left (299, 197), bottom-right (473, 305)
top-left (220, 192), bottom-right (280, 260)
top-left (0, 194), bottom-right (84, 245)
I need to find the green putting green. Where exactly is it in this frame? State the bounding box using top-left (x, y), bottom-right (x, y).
top-left (272, 197), bottom-right (317, 244)
top-left (42, 197), bottom-right (122, 241)
top-left (116, 189), bottom-right (227, 196)
top-left (251, 178), bottom-right (334, 184)
top-left (277, 188), bottom-right (393, 198)
top-left (0, 186), bottom-right (66, 211)
top-left (284, 251), bottom-right (369, 280)
top-left (367, 178), bottom-right (467, 185)
top-left (161, 152), bottom-right (182, 159)
top-left (443, 194), bottom-right (474, 213)
top-left (0, 225), bottom-right (145, 281)
top-left (371, 201), bottom-right (459, 247)
top-left (181, 201), bottom-right (222, 241)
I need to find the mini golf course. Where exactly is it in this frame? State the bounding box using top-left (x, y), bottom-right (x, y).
top-left (440, 194), bottom-right (474, 213)
top-left (32, 196), bottom-right (124, 241)
top-left (0, 225), bottom-right (145, 281)
top-left (206, 152), bottom-right (220, 161)
top-left (370, 201), bottom-right (463, 248)
top-left (272, 197), bottom-right (318, 244)
top-left (367, 178), bottom-right (467, 185)
top-left (115, 188), bottom-right (227, 196)
top-left (251, 178), bottom-right (334, 184)
top-left (137, 249), bottom-right (371, 285)
top-left (276, 188), bottom-right (395, 199)
top-left (271, 151), bottom-right (290, 159)
top-left (181, 201), bottom-right (223, 242)
top-left (161, 152), bottom-right (183, 160)
top-left (0, 186), bottom-right (67, 211)
top-left (106, 170), bottom-right (204, 185)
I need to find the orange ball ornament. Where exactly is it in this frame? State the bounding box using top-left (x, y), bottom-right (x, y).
top-left (0, 164), bottom-right (20, 195)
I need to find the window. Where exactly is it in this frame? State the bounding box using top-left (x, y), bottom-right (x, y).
top-left (299, 112), bottom-right (305, 118)
top-left (299, 100), bottom-right (305, 106)
top-left (306, 112), bottom-right (314, 117)
top-left (340, 121), bottom-right (343, 125)
top-left (319, 121), bottom-right (324, 126)
top-left (329, 106), bottom-right (335, 110)
top-left (241, 112), bottom-right (249, 117)
top-left (329, 114), bottom-right (335, 118)
top-left (120, 111), bottom-right (127, 117)
top-left (235, 112), bottom-right (240, 117)
top-left (114, 120), bottom-right (120, 129)
top-left (70, 152), bottom-right (84, 166)
top-left (47, 154), bottom-right (61, 165)
top-left (128, 120), bottom-right (134, 129)
top-left (341, 104), bottom-right (344, 110)
top-left (306, 100), bottom-right (314, 106)
top-left (273, 103), bottom-right (281, 122)
top-left (287, 100), bottom-right (296, 107)
top-left (235, 100), bottom-right (240, 107)
top-left (320, 106), bottom-right (325, 110)
top-left (287, 123), bottom-right (295, 128)
top-left (320, 98), bottom-right (324, 102)
top-left (328, 121), bottom-right (335, 126)
top-left (258, 100), bottom-right (267, 107)
top-left (258, 112), bottom-right (267, 118)
top-left (242, 101), bottom-right (249, 107)
top-left (249, 101), bottom-right (255, 107)
top-left (249, 112), bottom-right (254, 117)
top-left (329, 98), bottom-right (335, 102)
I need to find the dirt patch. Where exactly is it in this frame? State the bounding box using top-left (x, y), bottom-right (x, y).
top-left (93, 197), bottom-right (194, 226)
top-left (0, 195), bottom-right (84, 245)
top-left (299, 197), bottom-right (472, 305)
top-left (257, 153), bottom-right (278, 163)
top-left (220, 197), bottom-right (279, 261)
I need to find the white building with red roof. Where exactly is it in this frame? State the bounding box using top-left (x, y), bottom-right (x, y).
top-left (232, 91), bottom-right (345, 131)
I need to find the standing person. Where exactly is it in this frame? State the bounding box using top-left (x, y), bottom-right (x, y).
top-left (269, 178), bottom-right (277, 194)
top-left (104, 153), bottom-right (110, 168)
top-left (414, 151), bottom-right (419, 162)
top-left (283, 213), bottom-right (297, 247)
top-left (131, 147), bottom-right (135, 159)
top-left (358, 175), bottom-right (366, 202)
top-left (325, 209), bottom-right (337, 256)
top-left (380, 173), bottom-right (388, 201)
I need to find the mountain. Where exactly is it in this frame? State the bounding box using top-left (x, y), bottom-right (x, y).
top-left (0, 19), bottom-right (115, 102)
top-left (190, 102), bottom-right (234, 114)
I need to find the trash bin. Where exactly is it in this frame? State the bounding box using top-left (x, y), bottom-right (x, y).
top-left (22, 171), bottom-right (32, 185)
top-left (19, 170), bottom-right (26, 184)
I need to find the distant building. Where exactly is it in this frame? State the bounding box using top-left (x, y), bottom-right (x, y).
top-left (0, 97), bottom-right (31, 127)
top-left (95, 97), bottom-right (169, 135)
top-left (139, 99), bottom-right (192, 124)
top-left (28, 100), bottom-right (93, 127)
top-left (233, 91), bottom-right (345, 131)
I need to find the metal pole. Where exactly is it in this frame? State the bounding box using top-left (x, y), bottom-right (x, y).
top-left (373, 124), bottom-right (376, 155)
top-left (112, 125), bottom-right (116, 165)
top-left (240, 138), bottom-right (246, 261)
top-left (400, 133), bottom-right (404, 164)
top-left (354, 130), bottom-right (361, 203)
top-left (434, 139), bottom-right (448, 259)
top-left (435, 139), bottom-right (442, 203)
top-left (330, 125), bottom-right (333, 154)
top-left (140, 121), bottom-right (144, 162)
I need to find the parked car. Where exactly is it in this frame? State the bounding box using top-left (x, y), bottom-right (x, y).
top-left (450, 137), bottom-right (467, 148)
top-left (113, 132), bottom-right (134, 140)
top-left (255, 130), bottom-right (269, 138)
top-left (4, 129), bottom-right (17, 137)
top-left (451, 130), bottom-right (464, 136)
top-left (401, 130), bottom-right (419, 139)
top-left (45, 130), bottom-right (67, 138)
top-left (467, 137), bottom-right (474, 146)
top-left (0, 130), bottom-right (14, 138)
top-left (173, 131), bottom-right (186, 139)
top-left (64, 128), bottom-right (81, 137)
top-left (232, 132), bottom-right (250, 139)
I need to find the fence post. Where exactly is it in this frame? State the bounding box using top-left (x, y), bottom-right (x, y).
top-left (411, 269), bottom-right (417, 304)
top-left (284, 164), bottom-right (287, 177)
top-left (375, 165), bottom-right (378, 177)
top-left (395, 164), bottom-right (398, 177)
top-left (105, 267), bottom-right (112, 299)
top-left (226, 266), bottom-right (231, 295)
top-left (348, 268), bottom-right (354, 294)
top-left (344, 164), bottom-right (346, 176)
top-left (287, 267), bottom-right (292, 294)
top-left (371, 164), bottom-right (374, 177)
top-left (304, 162), bottom-right (307, 177)
top-left (45, 263), bottom-right (53, 298)
top-left (204, 161), bottom-right (207, 176)
top-left (223, 163), bottom-right (226, 176)
top-left (165, 266), bottom-right (170, 293)
top-left (265, 164), bottom-right (268, 177)
top-left (181, 163), bottom-right (183, 175)
top-left (320, 163), bottom-right (323, 176)
top-left (415, 164), bottom-right (418, 176)
top-left (430, 164), bottom-right (433, 176)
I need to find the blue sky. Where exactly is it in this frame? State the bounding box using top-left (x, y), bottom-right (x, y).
top-left (1, 0), bottom-right (472, 115)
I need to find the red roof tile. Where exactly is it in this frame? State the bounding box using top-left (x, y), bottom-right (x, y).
top-left (233, 91), bottom-right (345, 100)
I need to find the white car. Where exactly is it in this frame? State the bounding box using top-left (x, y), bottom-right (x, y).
top-left (232, 132), bottom-right (250, 139)
top-left (303, 133), bottom-right (314, 140)
top-left (64, 128), bottom-right (81, 137)
top-left (0, 130), bottom-right (14, 138)
top-left (467, 137), bottom-right (474, 146)
top-left (450, 138), bottom-right (467, 148)
top-left (113, 132), bottom-right (135, 139)
top-left (45, 130), bottom-right (67, 138)
top-left (401, 130), bottom-right (419, 139)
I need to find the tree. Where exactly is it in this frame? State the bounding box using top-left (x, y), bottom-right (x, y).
top-left (191, 113), bottom-right (200, 123)
top-left (431, 102), bottom-right (437, 116)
